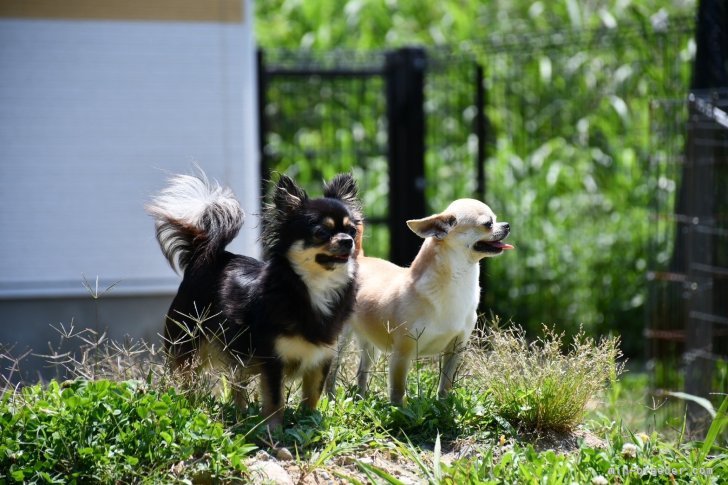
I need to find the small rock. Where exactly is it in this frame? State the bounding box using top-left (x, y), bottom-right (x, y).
top-left (275, 446), bottom-right (294, 461)
top-left (249, 461), bottom-right (294, 485)
top-left (170, 460), bottom-right (185, 476)
top-left (255, 450), bottom-right (272, 461)
top-left (337, 455), bottom-right (357, 467)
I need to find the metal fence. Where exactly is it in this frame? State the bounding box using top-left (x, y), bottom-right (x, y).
top-left (258, 47), bottom-right (483, 265)
top-left (257, 48), bottom-right (390, 254)
top-left (648, 90), bottom-right (728, 426)
top-left (467, 18), bottom-right (696, 357)
top-left (258, 19), bottom-right (705, 363)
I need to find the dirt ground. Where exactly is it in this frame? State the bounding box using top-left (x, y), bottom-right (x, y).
top-left (245, 427), bottom-right (606, 484)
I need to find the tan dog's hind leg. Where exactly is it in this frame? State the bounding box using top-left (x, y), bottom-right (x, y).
top-left (231, 367), bottom-right (251, 417)
top-left (438, 336), bottom-right (466, 398)
top-left (356, 340), bottom-right (379, 396)
top-left (325, 325), bottom-right (353, 397)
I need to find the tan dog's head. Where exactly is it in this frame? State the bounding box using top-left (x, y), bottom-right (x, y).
top-left (406, 199), bottom-right (513, 260)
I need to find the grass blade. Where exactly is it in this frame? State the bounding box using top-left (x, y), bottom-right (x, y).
top-left (665, 391), bottom-right (716, 418)
top-left (699, 396), bottom-right (728, 463)
top-left (433, 432), bottom-right (442, 482)
top-left (356, 461), bottom-right (406, 485)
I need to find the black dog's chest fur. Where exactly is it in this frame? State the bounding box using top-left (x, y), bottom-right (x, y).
top-left (165, 251), bottom-right (356, 365)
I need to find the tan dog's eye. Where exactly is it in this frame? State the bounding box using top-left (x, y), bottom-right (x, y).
top-left (484, 220), bottom-right (493, 229)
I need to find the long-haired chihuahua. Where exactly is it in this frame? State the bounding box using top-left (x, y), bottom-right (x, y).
top-left (147, 170), bottom-right (362, 428)
top-left (327, 199), bottom-right (512, 404)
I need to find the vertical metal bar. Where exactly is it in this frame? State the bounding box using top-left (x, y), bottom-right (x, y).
top-left (475, 63), bottom-right (486, 201)
top-left (257, 48), bottom-right (269, 201)
top-left (385, 47), bottom-right (427, 266)
top-left (684, 93), bottom-right (715, 436)
top-left (473, 60), bottom-right (491, 319)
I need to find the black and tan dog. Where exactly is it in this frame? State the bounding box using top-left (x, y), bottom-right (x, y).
top-left (148, 170), bottom-right (362, 428)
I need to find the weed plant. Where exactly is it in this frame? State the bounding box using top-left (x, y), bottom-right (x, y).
top-left (474, 323), bottom-right (624, 433)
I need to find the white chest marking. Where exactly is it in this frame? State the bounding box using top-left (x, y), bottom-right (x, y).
top-left (412, 261), bottom-right (480, 355)
top-left (274, 335), bottom-right (335, 370)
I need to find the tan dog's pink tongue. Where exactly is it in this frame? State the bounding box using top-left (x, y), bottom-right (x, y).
top-left (490, 241), bottom-right (514, 250)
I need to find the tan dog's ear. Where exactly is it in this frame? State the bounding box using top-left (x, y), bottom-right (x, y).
top-left (407, 213), bottom-right (457, 240)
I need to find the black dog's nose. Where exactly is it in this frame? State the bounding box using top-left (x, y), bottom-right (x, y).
top-left (338, 237), bottom-right (353, 249)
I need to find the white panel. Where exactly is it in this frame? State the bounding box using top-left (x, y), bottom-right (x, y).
top-left (0, 12), bottom-right (259, 298)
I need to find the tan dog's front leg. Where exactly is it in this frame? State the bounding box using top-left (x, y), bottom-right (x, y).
top-left (302, 359), bottom-right (331, 410)
top-left (388, 339), bottom-right (415, 405)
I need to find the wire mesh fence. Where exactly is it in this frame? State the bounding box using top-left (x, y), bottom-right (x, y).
top-left (648, 90), bottom-right (728, 423)
top-left (259, 47), bottom-right (482, 261)
top-left (259, 49), bottom-right (391, 256)
top-left (468, 17), bottom-right (696, 357)
top-left (257, 19), bottom-right (714, 381)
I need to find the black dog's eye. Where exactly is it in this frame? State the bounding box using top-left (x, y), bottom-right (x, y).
top-left (346, 226), bottom-right (357, 237)
top-left (313, 227), bottom-right (330, 241)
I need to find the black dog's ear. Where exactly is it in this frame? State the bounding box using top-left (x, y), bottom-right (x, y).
top-left (323, 173), bottom-right (362, 220)
top-left (274, 174), bottom-right (308, 213)
top-left (407, 213), bottom-right (457, 240)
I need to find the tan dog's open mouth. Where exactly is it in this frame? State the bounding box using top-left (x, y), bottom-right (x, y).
top-left (473, 240), bottom-right (514, 253)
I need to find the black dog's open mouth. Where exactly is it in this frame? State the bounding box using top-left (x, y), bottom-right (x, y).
top-left (473, 240), bottom-right (515, 253)
top-left (315, 253), bottom-right (350, 266)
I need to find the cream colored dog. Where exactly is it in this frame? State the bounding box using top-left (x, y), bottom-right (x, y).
top-left (326, 199), bottom-right (513, 404)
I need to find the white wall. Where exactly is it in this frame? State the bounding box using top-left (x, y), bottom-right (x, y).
top-left (0, 6), bottom-right (259, 299)
top-left (0, 1), bottom-right (259, 381)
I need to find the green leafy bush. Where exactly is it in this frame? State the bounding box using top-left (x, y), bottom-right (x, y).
top-left (0, 380), bottom-right (254, 483)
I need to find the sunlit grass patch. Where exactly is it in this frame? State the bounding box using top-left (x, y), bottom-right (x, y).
top-left (475, 323), bottom-right (624, 433)
top-left (3, 312), bottom-right (725, 483)
top-left (0, 379), bottom-right (255, 483)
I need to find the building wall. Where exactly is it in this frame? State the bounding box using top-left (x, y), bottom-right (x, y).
top-left (0, 0), bottom-right (259, 381)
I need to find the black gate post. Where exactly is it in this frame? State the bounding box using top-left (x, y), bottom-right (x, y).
top-left (385, 47), bottom-right (427, 266)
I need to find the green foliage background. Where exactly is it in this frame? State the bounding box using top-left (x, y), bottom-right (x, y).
top-left (255, 0), bottom-right (696, 356)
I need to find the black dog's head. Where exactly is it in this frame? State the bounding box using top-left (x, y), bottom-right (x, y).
top-left (262, 174), bottom-right (362, 271)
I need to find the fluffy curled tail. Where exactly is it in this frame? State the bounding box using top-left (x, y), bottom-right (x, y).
top-left (147, 171), bottom-right (243, 273)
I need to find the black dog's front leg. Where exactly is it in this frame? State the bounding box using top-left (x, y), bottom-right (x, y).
top-left (302, 358), bottom-right (332, 410)
top-left (260, 360), bottom-right (285, 429)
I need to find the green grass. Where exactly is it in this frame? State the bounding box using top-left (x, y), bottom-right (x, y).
top-left (479, 324), bottom-right (623, 432)
top-left (1, 324), bottom-right (726, 483)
